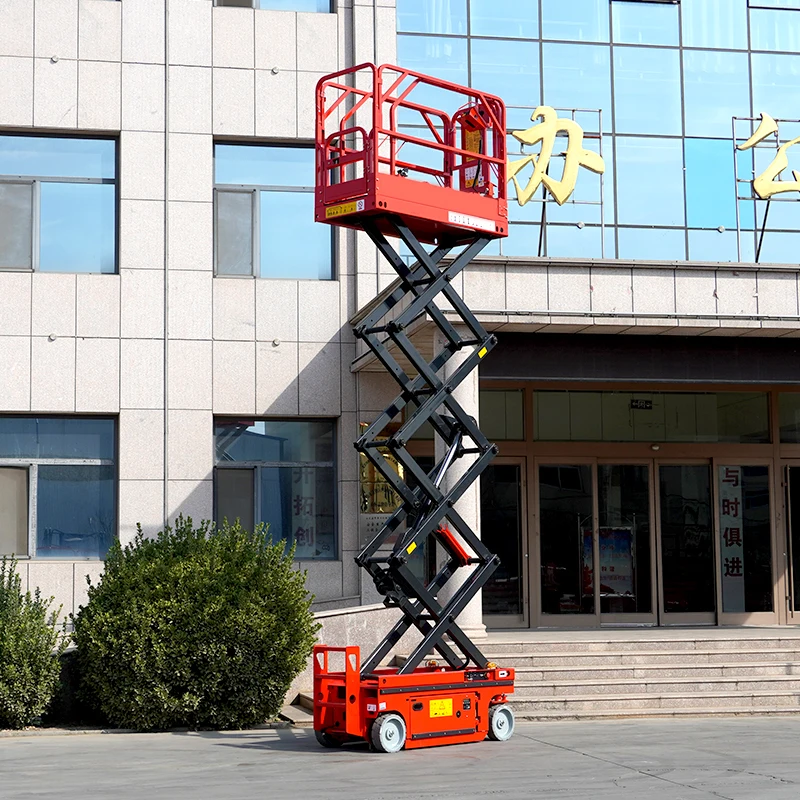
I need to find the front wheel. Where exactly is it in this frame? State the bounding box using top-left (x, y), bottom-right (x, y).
top-left (315, 729), bottom-right (343, 748)
top-left (370, 713), bottom-right (407, 753)
top-left (487, 704), bottom-right (515, 742)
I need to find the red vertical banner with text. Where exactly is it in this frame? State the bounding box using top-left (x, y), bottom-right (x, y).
top-left (719, 466), bottom-right (745, 613)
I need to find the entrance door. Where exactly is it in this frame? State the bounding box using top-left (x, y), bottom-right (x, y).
top-left (785, 466), bottom-right (800, 621)
top-left (481, 459), bottom-right (527, 627)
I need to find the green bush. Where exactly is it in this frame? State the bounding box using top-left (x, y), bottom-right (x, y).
top-left (72, 517), bottom-right (319, 731)
top-left (0, 557), bottom-right (68, 729)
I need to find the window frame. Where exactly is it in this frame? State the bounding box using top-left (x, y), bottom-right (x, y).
top-left (0, 133), bottom-right (118, 275)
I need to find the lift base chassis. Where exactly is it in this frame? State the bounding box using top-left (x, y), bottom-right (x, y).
top-left (313, 646), bottom-right (515, 750)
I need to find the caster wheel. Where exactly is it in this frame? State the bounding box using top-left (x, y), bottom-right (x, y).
top-left (315, 730), bottom-right (343, 748)
top-left (487, 704), bottom-right (515, 742)
top-left (370, 713), bottom-right (407, 753)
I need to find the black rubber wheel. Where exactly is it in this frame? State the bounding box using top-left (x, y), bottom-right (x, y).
top-left (487, 704), bottom-right (515, 742)
top-left (370, 713), bottom-right (407, 753)
top-left (315, 729), bottom-right (343, 748)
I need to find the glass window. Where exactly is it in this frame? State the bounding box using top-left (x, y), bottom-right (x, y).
top-left (611, 0), bottom-right (679, 46)
top-left (470, 0), bottom-right (538, 38)
top-left (617, 227), bottom-right (687, 260)
top-left (396, 35), bottom-right (469, 114)
top-left (214, 419), bottom-right (336, 560)
top-left (542, 43), bottom-right (611, 122)
top-left (752, 0), bottom-right (800, 7)
top-left (0, 417), bottom-right (115, 460)
top-left (479, 389), bottom-right (524, 440)
top-left (681, 0), bottom-right (748, 50)
top-left (0, 135), bottom-right (116, 274)
top-left (751, 8), bottom-right (800, 52)
top-left (396, 0), bottom-right (467, 34)
top-left (757, 231), bottom-right (800, 262)
top-left (500, 223), bottom-right (542, 257)
top-left (470, 39), bottom-right (539, 110)
top-left (541, 0), bottom-right (610, 42)
top-left (613, 46), bottom-right (681, 135)
top-left (751, 54), bottom-right (800, 121)
top-left (546, 224), bottom-right (604, 258)
top-left (615, 137), bottom-right (685, 226)
top-left (0, 468), bottom-right (28, 557)
top-left (780, 392), bottom-right (800, 441)
top-left (685, 138), bottom-right (738, 229)
top-left (214, 144), bottom-right (332, 280)
top-left (689, 229), bottom-right (755, 262)
top-left (683, 51), bottom-right (751, 139)
top-left (216, 0), bottom-right (332, 9)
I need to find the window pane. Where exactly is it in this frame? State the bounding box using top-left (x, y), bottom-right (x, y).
top-left (258, 0), bottom-right (330, 10)
top-left (611, 0), bottom-right (679, 45)
top-left (215, 144), bottom-right (315, 187)
top-left (470, 0), bottom-right (538, 38)
top-left (396, 0), bottom-right (467, 34)
top-left (215, 468), bottom-right (255, 533)
top-left (260, 466), bottom-right (335, 559)
top-left (689, 229), bottom-right (755, 262)
top-left (616, 137), bottom-right (685, 226)
top-left (541, 0), bottom-right (609, 42)
top-left (757, 230), bottom-right (800, 262)
top-left (470, 39), bottom-right (539, 109)
top-left (0, 135), bottom-right (115, 180)
top-left (613, 46), bottom-right (681, 135)
top-left (39, 182), bottom-right (116, 274)
top-left (397, 34), bottom-right (469, 95)
top-left (685, 138), bottom-right (737, 229)
top-left (36, 465), bottom-right (115, 559)
top-left (479, 390), bottom-right (524, 440)
top-left (215, 419), bottom-right (334, 464)
top-left (261, 190), bottom-right (332, 279)
top-left (543, 43), bottom-right (611, 121)
top-left (753, 0), bottom-right (800, 8)
top-left (780, 392), bottom-right (800, 441)
top-left (216, 190), bottom-right (254, 276)
top-left (0, 468), bottom-right (28, 557)
top-left (752, 54), bottom-right (800, 120)
top-left (682, 0), bottom-right (748, 49)
top-left (0, 182), bottom-right (33, 269)
top-left (500, 222), bottom-right (541, 256)
top-left (0, 417), bottom-right (115, 459)
top-left (616, 227), bottom-right (686, 260)
top-left (546, 224), bottom-right (604, 258)
top-left (751, 8), bottom-right (800, 52)
top-left (683, 50), bottom-right (750, 139)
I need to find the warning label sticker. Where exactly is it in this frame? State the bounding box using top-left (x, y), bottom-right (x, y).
top-left (429, 699), bottom-right (453, 718)
top-left (325, 199), bottom-right (365, 219)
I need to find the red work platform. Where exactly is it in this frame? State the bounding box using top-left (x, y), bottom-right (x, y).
top-left (315, 63), bottom-right (508, 245)
top-left (313, 646), bottom-right (515, 752)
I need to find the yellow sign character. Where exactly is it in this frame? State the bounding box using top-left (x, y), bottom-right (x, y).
top-left (738, 112), bottom-right (800, 200)
top-left (507, 106), bottom-right (605, 206)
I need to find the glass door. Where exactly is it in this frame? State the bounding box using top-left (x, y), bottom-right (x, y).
top-left (657, 463), bottom-right (716, 624)
top-left (481, 459), bottom-right (527, 627)
top-left (786, 466), bottom-right (800, 622)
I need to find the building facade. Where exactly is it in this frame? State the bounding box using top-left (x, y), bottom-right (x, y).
top-left (4, 0), bottom-right (800, 635)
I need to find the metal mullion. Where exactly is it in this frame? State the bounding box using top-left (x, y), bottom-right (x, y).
top-left (29, 463), bottom-right (37, 558)
top-left (0, 459), bottom-right (113, 466)
top-left (0, 175), bottom-right (109, 185)
top-left (253, 188), bottom-right (260, 278)
top-left (32, 180), bottom-right (41, 272)
top-left (215, 183), bottom-right (314, 193)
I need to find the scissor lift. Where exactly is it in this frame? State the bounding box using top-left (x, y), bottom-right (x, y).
top-left (312, 63), bottom-right (514, 753)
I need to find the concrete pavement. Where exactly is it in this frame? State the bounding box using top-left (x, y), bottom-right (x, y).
top-left (1, 718), bottom-right (799, 799)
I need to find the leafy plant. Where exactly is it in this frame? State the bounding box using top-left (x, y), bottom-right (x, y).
top-left (0, 557), bottom-right (68, 729)
top-left (72, 517), bottom-right (319, 731)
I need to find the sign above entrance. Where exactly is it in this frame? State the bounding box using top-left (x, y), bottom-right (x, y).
top-left (507, 107), bottom-right (606, 207)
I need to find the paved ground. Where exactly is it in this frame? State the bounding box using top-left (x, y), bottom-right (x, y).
top-left (2, 718), bottom-right (800, 799)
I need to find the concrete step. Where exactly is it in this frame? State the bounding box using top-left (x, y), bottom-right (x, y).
top-left (514, 674), bottom-right (800, 697)
top-left (279, 703), bottom-right (314, 728)
top-left (513, 706), bottom-right (800, 722)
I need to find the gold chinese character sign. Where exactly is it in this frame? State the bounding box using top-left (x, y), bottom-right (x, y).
top-left (507, 106), bottom-right (605, 206)
top-left (738, 112), bottom-right (800, 200)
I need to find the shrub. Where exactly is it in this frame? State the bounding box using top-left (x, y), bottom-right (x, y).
top-left (0, 557), bottom-right (68, 729)
top-left (72, 517), bottom-right (319, 731)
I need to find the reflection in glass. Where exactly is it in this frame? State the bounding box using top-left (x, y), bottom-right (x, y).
top-left (756, 231), bottom-right (800, 263)
top-left (779, 392), bottom-right (800, 442)
top-left (215, 143), bottom-right (315, 187)
top-left (688, 229), bottom-right (755, 263)
top-left (396, 34), bottom-right (469, 88)
top-left (0, 183), bottom-right (33, 269)
top-left (481, 464), bottom-right (524, 616)
top-left (612, 0), bottom-right (679, 46)
top-left (681, 0), bottom-right (748, 50)
top-left (751, 53), bottom-right (800, 122)
top-left (470, 39), bottom-right (539, 108)
top-left (542, 43), bottom-right (611, 120)
top-left (36, 465), bottom-right (116, 559)
top-left (396, 0), bottom-right (468, 34)
top-left (540, 464), bottom-right (594, 614)
top-left (659, 465), bottom-right (714, 614)
top-left (479, 390), bottom-right (524, 441)
top-left (215, 468), bottom-right (255, 534)
top-left (613, 47), bottom-right (681, 135)
top-left (0, 417), bottom-right (115, 460)
top-left (615, 137), bottom-right (685, 226)
top-left (215, 419), bottom-right (334, 464)
top-left (216, 190), bottom-right (254, 276)
top-left (617, 227), bottom-right (687, 261)
top-left (470, 0), bottom-right (538, 38)
top-left (39, 183), bottom-right (115, 274)
top-left (683, 50), bottom-right (750, 139)
top-left (0, 135), bottom-right (115, 180)
top-left (546, 224), bottom-right (603, 258)
top-left (598, 465), bottom-right (651, 614)
top-left (750, 8), bottom-right (800, 53)
top-left (685, 139), bottom-right (737, 229)
top-left (500, 223), bottom-right (541, 257)
top-left (718, 466), bottom-right (772, 614)
top-left (541, 0), bottom-right (609, 42)
top-left (261, 190), bottom-right (332, 279)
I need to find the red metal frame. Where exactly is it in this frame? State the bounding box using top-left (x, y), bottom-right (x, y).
top-left (315, 63), bottom-right (508, 245)
top-left (313, 645), bottom-right (515, 750)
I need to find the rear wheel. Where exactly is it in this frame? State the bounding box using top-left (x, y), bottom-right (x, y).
top-left (315, 730), bottom-right (343, 748)
top-left (487, 704), bottom-right (515, 742)
top-left (370, 713), bottom-right (407, 753)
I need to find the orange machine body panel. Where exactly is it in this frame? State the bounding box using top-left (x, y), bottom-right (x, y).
top-left (314, 63), bottom-right (509, 246)
top-left (313, 645), bottom-right (515, 750)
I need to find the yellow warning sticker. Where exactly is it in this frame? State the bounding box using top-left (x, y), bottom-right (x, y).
top-left (478, 347), bottom-right (487, 359)
top-left (325, 199), bottom-right (365, 219)
top-left (406, 542), bottom-right (417, 555)
top-left (430, 699), bottom-right (453, 718)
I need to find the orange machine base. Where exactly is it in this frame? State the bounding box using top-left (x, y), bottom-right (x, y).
top-left (312, 645), bottom-right (515, 751)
